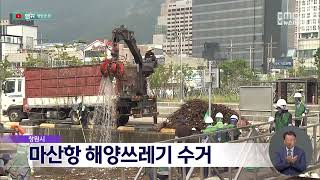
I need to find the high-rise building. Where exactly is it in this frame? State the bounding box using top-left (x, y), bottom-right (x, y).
top-left (296, 0), bottom-right (319, 40)
top-left (153, 0), bottom-right (172, 45)
top-left (192, 0), bottom-right (286, 71)
top-left (295, 0), bottom-right (320, 68)
top-left (163, 0), bottom-right (192, 55)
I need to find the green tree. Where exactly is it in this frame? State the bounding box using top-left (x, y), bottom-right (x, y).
top-left (23, 53), bottom-right (47, 67)
top-left (314, 48), bottom-right (320, 77)
top-left (149, 64), bottom-right (172, 96)
top-left (0, 57), bottom-right (14, 112)
top-left (288, 58), bottom-right (306, 77)
top-left (149, 63), bottom-right (195, 97)
top-left (90, 57), bottom-right (101, 64)
top-left (0, 56), bottom-right (13, 81)
top-left (54, 52), bottom-right (83, 67)
top-left (181, 64), bottom-right (194, 82)
top-left (170, 64), bottom-right (194, 85)
top-left (219, 59), bottom-right (256, 94)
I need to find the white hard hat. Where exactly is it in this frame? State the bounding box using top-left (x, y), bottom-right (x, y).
top-left (268, 117), bottom-right (275, 122)
top-left (276, 99), bottom-right (287, 107)
top-left (230, 115), bottom-right (238, 120)
top-left (294, 93), bottom-right (302, 98)
top-left (147, 47), bottom-right (154, 51)
top-left (215, 112), bottom-right (223, 118)
top-left (204, 116), bottom-right (213, 124)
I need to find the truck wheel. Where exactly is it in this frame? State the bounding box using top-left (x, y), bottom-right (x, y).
top-left (8, 109), bottom-right (23, 122)
top-left (58, 110), bottom-right (68, 120)
top-left (70, 110), bottom-right (80, 125)
top-left (117, 115), bottom-right (129, 127)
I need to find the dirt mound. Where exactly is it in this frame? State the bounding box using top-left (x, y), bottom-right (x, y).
top-left (163, 99), bottom-right (240, 130)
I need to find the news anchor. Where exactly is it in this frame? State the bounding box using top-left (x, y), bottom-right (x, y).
top-left (274, 131), bottom-right (306, 176)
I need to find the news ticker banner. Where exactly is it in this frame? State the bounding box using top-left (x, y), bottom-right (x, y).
top-left (23, 143), bottom-right (273, 167)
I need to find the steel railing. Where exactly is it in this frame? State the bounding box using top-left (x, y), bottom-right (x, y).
top-left (134, 113), bottom-right (320, 180)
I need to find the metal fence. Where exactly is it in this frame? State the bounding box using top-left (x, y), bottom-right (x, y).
top-left (134, 114), bottom-right (320, 180)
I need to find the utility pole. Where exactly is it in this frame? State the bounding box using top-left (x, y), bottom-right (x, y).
top-left (266, 35), bottom-right (278, 72)
top-left (252, 0), bottom-right (256, 71)
top-left (227, 40), bottom-right (235, 60)
top-left (0, 0), bottom-right (2, 62)
top-left (270, 36), bottom-right (274, 58)
top-left (266, 36), bottom-right (277, 58)
top-left (180, 31), bottom-right (184, 102)
top-left (40, 33), bottom-right (43, 59)
top-left (246, 46), bottom-right (255, 70)
top-left (0, 0), bottom-right (3, 123)
top-left (296, 0), bottom-right (300, 60)
top-left (208, 60), bottom-right (212, 116)
top-left (39, 32), bottom-right (44, 61)
top-left (181, 10), bottom-right (186, 100)
top-left (318, 0), bottom-right (320, 48)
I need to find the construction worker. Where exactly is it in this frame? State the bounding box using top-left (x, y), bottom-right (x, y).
top-left (202, 114), bottom-right (214, 178)
top-left (145, 47), bottom-right (156, 63)
top-left (75, 102), bottom-right (89, 129)
top-left (201, 113), bottom-right (214, 145)
top-left (294, 92), bottom-right (306, 127)
top-left (203, 112), bottom-right (228, 142)
top-left (203, 112), bottom-right (228, 177)
top-left (272, 99), bottom-right (293, 132)
top-left (226, 115), bottom-right (241, 140)
top-left (202, 114), bottom-right (214, 134)
top-left (212, 112), bottom-right (228, 143)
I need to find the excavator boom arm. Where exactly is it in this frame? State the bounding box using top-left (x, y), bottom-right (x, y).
top-left (112, 26), bottom-right (143, 65)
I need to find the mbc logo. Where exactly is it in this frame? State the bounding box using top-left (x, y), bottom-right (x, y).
top-left (277, 12), bottom-right (298, 26)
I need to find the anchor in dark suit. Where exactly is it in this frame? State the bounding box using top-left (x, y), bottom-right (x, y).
top-left (274, 131), bottom-right (306, 176)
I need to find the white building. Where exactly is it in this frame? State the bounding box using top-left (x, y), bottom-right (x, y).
top-left (295, 0), bottom-right (320, 68)
top-left (153, 0), bottom-right (173, 45)
top-left (163, 0), bottom-right (192, 56)
top-left (297, 39), bottom-right (318, 68)
top-left (0, 22), bottom-right (38, 61)
top-left (296, 0), bottom-right (319, 40)
top-left (83, 39), bottom-right (112, 62)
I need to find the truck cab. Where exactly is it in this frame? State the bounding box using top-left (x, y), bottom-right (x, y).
top-left (1, 77), bottom-right (26, 122)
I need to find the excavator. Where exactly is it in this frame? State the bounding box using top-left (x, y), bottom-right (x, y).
top-left (100, 25), bottom-right (158, 126)
top-left (1, 25), bottom-right (157, 127)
